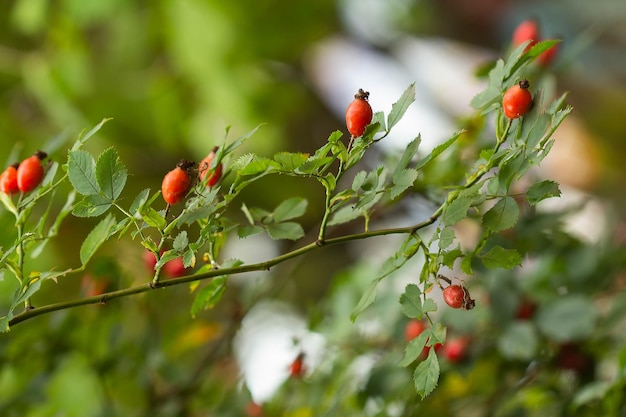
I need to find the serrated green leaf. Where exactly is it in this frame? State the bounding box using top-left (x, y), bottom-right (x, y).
top-left (350, 277), bottom-right (381, 322)
top-left (237, 225), bottom-right (264, 238)
top-left (71, 118), bottom-right (112, 151)
top-left (441, 246), bottom-right (463, 269)
top-left (428, 322), bottom-right (447, 346)
top-left (414, 348), bottom-right (440, 398)
top-left (482, 197), bottom-right (519, 233)
top-left (267, 222), bottom-right (304, 240)
top-left (68, 150), bottom-right (99, 196)
top-left (141, 207), bottom-right (167, 230)
top-left (79, 214), bottom-right (116, 265)
top-left (222, 123), bottom-right (263, 155)
top-left (190, 276), bottom-right (228, 318)
top-left (480, 245), bottom-right (522, 269)
top-left (471, 59), bottom-right (504, 111)
top-left (236, 156), bottom-right (279, 176)
top-left (526, 180), bottom-right (561, 205)
top-left (415, 131), bottom-right (462, 171)
top-left (443, 196), bottom-right (473, 226)
top-left (460, 253), bottom-right (474, 275)
top-left (129, 189), bottom-right (151, 215)
top-left (273, 152), bottom-right (309, 170)
top-left (438, 226), bottom-right (456, 250)
top-left (72, 194), bottom-right (112, 218)
top-left (352, 171), bottom-right (367, 192)
top-left (390, 169), bottom-right (418, 200)
top-left (399, 331), bottom-right (429, 367)
top-left (273, 197), bottom-right (308, 222)
top-left (523, 113), bottom-right (551, 150)
top-left (173, 231), bottom-right (188, 251)
top-left (400, 284), bottom-right (423, 318)
top-left (96, 147), bottom-right (127, 200)
top-left (393, 137), bottom-right (421, 179)
top-left (387, 84), bottom-right (415, 131)
top-left (328, 204), bottom-right (364, 226)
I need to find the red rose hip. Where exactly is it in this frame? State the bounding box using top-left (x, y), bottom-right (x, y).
top-left (161, 160), bottom-right (194, 205)
top-left (345, 89), bottom-right (373, 137)
top-left (198, 146), bottom-right (223, 187)
top-left (17, 151), bottom-right (47, 193)
top-left (0, 163), bottom-right (19, 194)
top-left (512, 19), bottom-right (540, 52)
top-left (443, 284), bottom-right (475, 310)
top-left (502, 80), bottom-right (533, 119)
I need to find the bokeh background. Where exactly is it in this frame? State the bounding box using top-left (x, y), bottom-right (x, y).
top-left (1, 0), bottom-right (626, 416)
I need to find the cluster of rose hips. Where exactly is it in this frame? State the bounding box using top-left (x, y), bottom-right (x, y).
top-left (404, 319), bottom-right (470, 364)
top-left (512, 19), bottom-right (559, 67)
top-left (161, 146), bottom-right (223, 206)
top-left (0, 151), bottom-right (47, 195)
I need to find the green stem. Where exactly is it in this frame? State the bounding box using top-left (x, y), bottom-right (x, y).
top-left (8, 214), bottom-right (440, 328)
top-left (317, 188), bottom-right (333, 245)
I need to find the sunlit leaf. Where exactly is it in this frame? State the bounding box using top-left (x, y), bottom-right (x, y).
top-left (79, 214), bottom-right (117, 265)
top-left (387, 83), bottom-right (415, 131)
top-left (273, 197), bottom-right (308, 222)
top-left (526, 180), bottom-right (561, 205)
top-left (414, 348), bottom-right (440, 398)
top-left (482, 197), bottom-right (519, 233)
top-left (480, 245), bottom-right (521, 269)
top-left (68, 150), bottom-right (99, 196)
top-left (190, 276), bottom-right (228, 318)
top-left (96, 147), bottom-right (127, 200)
top-left (443, 196), bottom-right (473, 226)
top-left (72, 194), bottom-right (112, 218)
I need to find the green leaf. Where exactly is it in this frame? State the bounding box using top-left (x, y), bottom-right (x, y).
top-left (399, 331), bottom-right (429, 367)
top-left (393, 137), bottom-right (421, 179)
top-left (438, 226), bottom-right (456, 250)
top-left (328, 204), bottom-right (364, 226)
top-left (72, 195), bottom-right (113, 218)
top-left (235, 155), bottom-right (279, 176)
top-left (482, 197), bottom-right (519, 233)
top-left (141, 207), bottom-right (167, 230)
top-left (71, 118), bottom-right (112, 151)
top-left (523, 113), bottom-right (551, 150)
top-left (96, 147), bottom-right (127, 201)
top-left (273, 152), bottom-right (309, 170)
top-left (480, 245), bottom-right (521, 269)
top-left (471, 59), bottom-right (504, 111)
top-left (350, 277), bottom-right (381, 322)
top-left (352, 171), bottom-right (367, 191)
top-left (414, 131), bottom-right (462, 171)
top-left (387, 83), bottom-right (416, 131)
top-left (79, 214), bottom-right (117, 265)
top-left (129, 189), bottom-right (151, 215)
top-left (390, 169), bottom-right (418, 200)
top-left (526, 180), bottom-right (561, 205)
top-left (400, 284), bottom-right (423, 318)
top-left (443, 196), bottom-right (473, 226)
top-left (173, 231), bottom-right (189, 251)
top-left (414, 348), bottom-right (440, 399)
top-left (273, 197), bottom-right (308, 222)
top-left (222, 123), bottom-right (264, 155)
top-left (190, 276), bottom-right (228, 318)
top-left (497, 322), bottom-right (538, 360)
top-left (67, 150), bottom-right (99, 196)
top-left (267, 222), bottom-right (304, 241)
top-left (441, 246), bottom-right (463, 269)
top-left (536, 295), bottom-right (597, 342)
top-left (460, 253), bottom-right (474, 275)
top-left (237, 225), bottom-right (264, 238)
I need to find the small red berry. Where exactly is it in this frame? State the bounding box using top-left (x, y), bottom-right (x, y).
top-left (17, 151), bottom-right (47, 193)
top-left (0, 163), bottom-right (20, 194)
top-left (502, 80), bottom-right (533, 119)
top-left (404, 319), bottom-right (427, 342)
top-left (512, 19), bottom-right (540, 52)
top-left (441, 337), bottom-right (469, 363)
top-left (161, 160), bottom-right (194, 205)
top-left (163, 256), bottom-right (187, 278)
top-left (198, 146), bottom-right (223, 187)
top-left (443, 284), bottom-right (475, 310)
top-left (289, 352), bottom-right (306, 378)
top-left (515, 298), bottom-right (536, 320)
top-left (537, 41), bottom-right (559, 67)
top-left (345, 89), bottom-right (373, 137)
